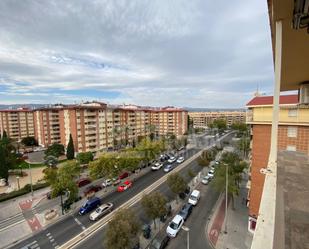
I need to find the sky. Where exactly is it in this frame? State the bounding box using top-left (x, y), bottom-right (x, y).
top-left (0, 0), bottom-right (274, 108)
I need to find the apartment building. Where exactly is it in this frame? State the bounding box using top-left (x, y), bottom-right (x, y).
top-left (0, 108), bottom-right (35, 140)
top-left (246, 94), bottom-right (309, 233)
top-left (31, 102), bottom-right (188, 153)
top-left (189, 111), bottom-right (245, 128)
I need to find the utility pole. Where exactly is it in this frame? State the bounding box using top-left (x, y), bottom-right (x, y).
top-left (224, 163), bottom-right (228, 234)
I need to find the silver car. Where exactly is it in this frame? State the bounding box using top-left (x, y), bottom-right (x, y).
top-left (89, 202), bottom-right (113, 221)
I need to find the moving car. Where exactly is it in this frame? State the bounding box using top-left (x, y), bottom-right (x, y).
top-left (152, 162), bottom-right (163, 171)
top-left (163, 164), bottom-right (173, 173)
top-left (117, 180), bottom-right (132, 192)
top-left (79, 197), bottom-right (101, 215)
top-left (89, 202), bottom-right (113, 221)
top-left (178, 203), bottom-right (193, 221)
top-left (148, 235), bottom-right (170, 249)
top-left (76, 178), bottom-right (91, 187)
top-left (102, 179), bottom-right (112, 187)
top-left (176, 157), bottom-right (184, 164)
top-left (119, 172), bottom-right (129, 179)
top-left (166, 215), bottom-right (184, 238)
top-left (84, 185), bottom-right (102, 196)
top-left (188, 190), bottom-right (201, 206)
top-left (167, 157), bottom-right (176, 163)
top-left (202, 176), bottom-right (209, 185)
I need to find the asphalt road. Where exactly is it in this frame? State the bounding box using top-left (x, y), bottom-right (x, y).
top-left (9, 133), bottom-right (233, 249)
top-left (9, 147), bottom-right (201, 249)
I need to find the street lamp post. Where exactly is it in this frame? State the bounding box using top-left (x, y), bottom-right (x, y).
top-left (16, 176), bottom-right (20, 190)
top-left (224, 163), bottom-right (228, 234)
top-left (182, 226), bottom-right (190, 249)
top-left (26, 160), bottom-right (34, 199)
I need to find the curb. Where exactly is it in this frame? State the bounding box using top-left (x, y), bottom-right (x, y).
top-left (205, 192), bottom-right (225, 249)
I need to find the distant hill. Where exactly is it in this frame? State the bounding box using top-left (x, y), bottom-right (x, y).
top-left (184, 107), bottom-right (245, 112)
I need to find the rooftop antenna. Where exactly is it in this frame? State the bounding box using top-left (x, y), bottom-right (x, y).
top-left (254, 83), bottom-right (261, 97)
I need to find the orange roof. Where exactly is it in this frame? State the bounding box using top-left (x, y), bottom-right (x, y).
top-left (246, 94), bottom-right (298, 106)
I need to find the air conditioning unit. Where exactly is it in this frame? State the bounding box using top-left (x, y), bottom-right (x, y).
top-left (299, 83), bottom-right (309, 104)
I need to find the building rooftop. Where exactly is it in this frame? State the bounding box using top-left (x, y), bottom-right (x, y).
top-left (275, 151), bottom-right (309, 249)
top-left (246, 94), bottom-right (298, 107)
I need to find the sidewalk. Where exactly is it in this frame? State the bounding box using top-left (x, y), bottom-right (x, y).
top-left (207, 174), bottom-right (253, 249)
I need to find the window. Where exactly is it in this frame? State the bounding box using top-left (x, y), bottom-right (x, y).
top-left (288, 109), bottom-right (297, 117)
top-left (287, 127), bottom-right (297, 138)
top-left (286, 145), bottom-right (296, 151)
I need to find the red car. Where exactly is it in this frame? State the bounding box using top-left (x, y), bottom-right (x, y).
top-left (118, 172), bottom-right (129, 180)
top-left (117, 180), bottom-right (132, 192)
top-left (76, 178), bottom-right (91, 187)
top-left (83, 185), bottom-right (102, 196)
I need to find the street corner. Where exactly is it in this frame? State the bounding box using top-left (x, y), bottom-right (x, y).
top-left (19, 198), bottom-right (36, 210)
top-left (26, 215), bottom-right (42, 232)
top-left (208, 197), bottom-right (227, 247)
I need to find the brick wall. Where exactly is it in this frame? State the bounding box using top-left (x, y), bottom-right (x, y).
top-left (249, 124), bottom-right (309, 218)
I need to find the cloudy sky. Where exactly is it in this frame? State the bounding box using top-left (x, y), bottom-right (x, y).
top-left (0, 0), bottom-right (274, 108)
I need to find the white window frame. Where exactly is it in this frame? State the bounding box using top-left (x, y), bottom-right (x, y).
top-left (288, 109), bottom-right (298, 117)
top-left (287, 126), bottom-right (297, 138)
top-left (286, 145), bottom-right (296, 151)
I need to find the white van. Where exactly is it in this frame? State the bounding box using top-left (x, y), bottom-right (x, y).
top-left (188, 190), bottom-right (200, 206)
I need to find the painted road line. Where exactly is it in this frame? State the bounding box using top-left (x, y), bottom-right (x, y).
top-left (60, 133), bottom-right (234, 249)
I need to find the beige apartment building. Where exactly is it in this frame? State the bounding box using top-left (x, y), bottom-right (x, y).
top-left (12, 102), bottom-right (188, 153)
top-left (0, 108), bottom-right (35, 140)
top-left (189, 111), bottom-right (245, 128)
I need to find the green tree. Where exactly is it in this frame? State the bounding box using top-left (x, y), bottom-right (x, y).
top-left (45, 143), bottom-right (65, 158)
top-left (66, 134), bottom-right (75, 160)
top-left (212, 152), bottom-right (248, 209)
top-left (44, 155), bottom-right (58, 168)
top-left (21, 136), bottom-right (38, 147)
top-left (76, 152), bottom-right (94, 164)
top-left (136, 138), bottom-right (161, 166)
top-left (141, 192), bottom-right (167, 229)
top-left (89, 152), bottom-right (120, 179)
top-left (212, 119), bottom-right (227, 133)
top-left (0, 135), bottom-right (16, 183)
top-left (197, 148), bottom-right (217, 167)
top-left (44, 160), bottom-right (80, 202)
top-left (2, 130), bottom-right (7, 138)
top-left (167, 173), bottom-right (187, 202)
top-left (104, 208), bottom-right (140, 249)
top-left (237, 137), bottom-right (250, 159)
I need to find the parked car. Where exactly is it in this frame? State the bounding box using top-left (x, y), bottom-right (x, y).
top-left (202, 176), bottom-right (209, 185)
top-left (178, 186), bottom-right (190, 200)
top-left (152, 162), bottom-right (163, 171)
top-left (112, 178), bottom-right (121, 186)
top-left (209, 168), bottom-right (215, 174)
top-left (188, 190), bottom-right (201, 206)
top-left (176, 157), bottom-right (184, 164)
top-left (119, 172), bottom-right (129, 179)
top-left (207, 172), bottom-right (214, 179)
top-left (89, 202), bottom-right (113, 221)
top-left (167, 157), bottom-right (176, 163)
top-left (79, 197), bottom-right (101, 215)
top-left (178, 203), bottom-right (193, 221)
top-left (163, 164), bottom-right (173, 173)
top-left (148, 234), bottom-right (170, 249)
top-left (166, 215), bottom-right (184, 238)
top-left (117, 180), bottom-right (132, 192)
top-left (76, 178), bottom-right (91, 187)
top-left (102, 179), bottom-right (112, 187)
top-left (84, 185), bottom-right (102, 196)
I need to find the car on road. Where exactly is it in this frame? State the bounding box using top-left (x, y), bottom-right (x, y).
top-left (207, 172), bottom-right (215, 179)
top-left (148, 234), bottom-right (170, 249)
top-left (84, 185), bottom-right (102, 196)
top-left (167, 156), bottom-right (176, 163)
top-left (76, 178), bottom-right (91, 187)
top-left (188, 190), bottom-right (201, 206)
top-left (112, 178), bottom-right (121, 186)
top-left (209, 168), bottom-right (215, 174)
top-left (202, 176), bottom-right (209, 185)
top-left (178, 203), bottom-right (193, 221)
top-left (176, 157), bottom-right (184, 164)
top-left (117, 180), bottom-right (132, 192)
top-left (163, 164), bottom-right (173, 173)
top-left (79, 197), bottom-right (101, 215)
top-left (89, 202), bottom-right (113, 221)
top-left (152, 162), bottom-right (163, 171)
top-left (159, 154), bottom-right (169, 161)
top-left (118, 172), bottom-right (129, 179)
top-left (102, 179), bottom-right (112, 187)
top-left (166, 214), bottom-right (184, 238)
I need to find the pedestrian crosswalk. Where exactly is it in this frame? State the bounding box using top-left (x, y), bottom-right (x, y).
top-left (20, 240), bottom-right (40, 249)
